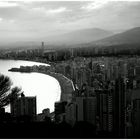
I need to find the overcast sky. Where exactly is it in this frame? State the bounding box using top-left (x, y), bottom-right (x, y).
top-left (0, 0), bottom-right (140, 42)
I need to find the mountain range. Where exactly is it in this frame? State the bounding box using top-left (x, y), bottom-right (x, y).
top-left (46, 28), bottom-right (114, 45)
top-left (1, 27), bottom-right (140, 50)
top-left (93, 27), bottom-right (140, 46)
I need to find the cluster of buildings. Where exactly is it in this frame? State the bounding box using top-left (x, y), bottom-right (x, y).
top-left (0, 93), bottom-right (54, 123)
top-left (53, 56), bottom-right (140, 138)
top-left (0, 43), bottom-right (137, 63)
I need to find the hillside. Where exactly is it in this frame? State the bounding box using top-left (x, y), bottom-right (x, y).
top-left (94, 27), bottom-right (140, 46)
top-left (46, 28), bottom-right (114, 45)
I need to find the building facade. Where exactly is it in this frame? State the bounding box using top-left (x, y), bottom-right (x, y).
top-left (11, 96), bottom-right (37, 121)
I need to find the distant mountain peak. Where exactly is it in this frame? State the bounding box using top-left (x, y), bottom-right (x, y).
top-left (93, 27), bottom-right (140, 46)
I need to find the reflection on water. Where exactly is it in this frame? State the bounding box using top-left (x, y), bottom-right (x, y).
top-left (0, 60), bottom-right (61, 113)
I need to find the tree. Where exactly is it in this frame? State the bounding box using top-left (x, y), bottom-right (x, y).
top-left (0, 74), bottom-right (22, 108)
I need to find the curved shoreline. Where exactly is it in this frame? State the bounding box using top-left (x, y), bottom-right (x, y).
top-left (2, 58), bottom-right (75, 102)
top-left (35, 71), bottom-right (74, 102)
top-left (8, 65), bottom-right (75, 102)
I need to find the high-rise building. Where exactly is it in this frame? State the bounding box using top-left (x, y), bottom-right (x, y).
top-left (113, 78), bottom-right (126, 137)
top-left (132, 99), bottom-right (140, 137)
top-left (75, 96), bottom-right (97, 125)
top-left (54, 101), bottom-right (67, 123)
top-left (11, 95), bottom-right (37, 121)
top-left (95, 89), bottom-right (113, 133)
top-left (125, 104), bottom-right (133, 138)
top-left (41, 41), bottom-right (44, 56)
top-left (65, 102), bottom-right (77, 126)
top-left (0, 108), bottom-right (5, 114)
top-left (83, 97), bottom-right (97, 125)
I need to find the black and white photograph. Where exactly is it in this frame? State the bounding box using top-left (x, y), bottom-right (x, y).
top-left (0, 0), bottom-right (140, 138)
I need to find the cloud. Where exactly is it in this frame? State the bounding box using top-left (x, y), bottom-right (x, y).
top-left (9, 19), bottom-right (15, 23)
top-left (32, 7), bottom-right (46, 13)
top-left (0, 17), bottom-right (3, 21)
top-left (81, 1), bottom-right (108, 10)
top-left (47, 7), bottom-right (67, 14)
top-left (112, 0), bottom-right (140, 1)
top-left (5, 0), bottom-right (140, 1)
top-left (81, 0), bottom-right (140, 11)
top-left (0, 2), bottom-right (18, 7)
top-left (31, 6), bottom-right (68, 16)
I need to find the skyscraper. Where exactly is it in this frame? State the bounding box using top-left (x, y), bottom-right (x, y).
top-left (83, 97), bottom-right (97, 125)
top-left (41, 41), bottom-right (44, 56)
top-left (75, 96), bottom-right (97, 125)
top-left (95, 89), bottom-right (113, 133)
top-left (54, 101), bottom-right (67, 123)
top-left (132, 99), bottom-right (140, 137)
top-left (65, 102), bottom-right (77, 126)
top-left (113, 78), bottom-right (126, 137)
top-left (11, 95), bottom-right (37, 121)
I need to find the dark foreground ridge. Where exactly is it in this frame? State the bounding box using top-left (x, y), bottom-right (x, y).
top-left (0, 121), bottom-right (119, 139)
